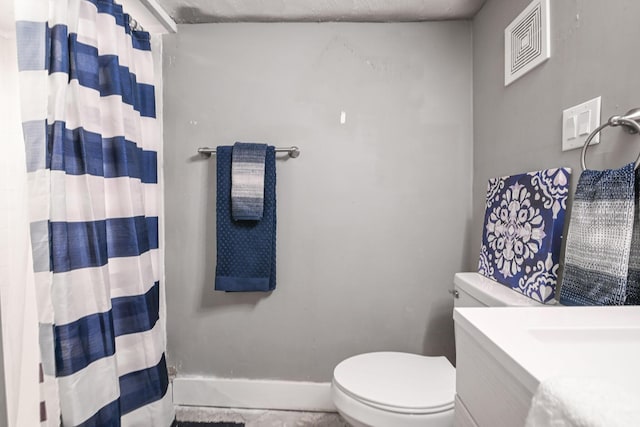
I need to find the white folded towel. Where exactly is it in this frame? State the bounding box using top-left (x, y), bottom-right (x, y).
top-left (525, 376), bottom-right (640, 427)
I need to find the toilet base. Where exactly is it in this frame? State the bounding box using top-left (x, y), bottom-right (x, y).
top-left (336, 411), bottom-right (369, 427)
top-left (331, 381), bottom-right (453, 427)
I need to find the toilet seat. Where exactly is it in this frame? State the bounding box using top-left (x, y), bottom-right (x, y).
top-left (332, 352), bottom-right (455, 415)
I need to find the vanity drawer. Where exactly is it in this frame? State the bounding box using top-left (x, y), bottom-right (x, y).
top-left (454, 394), bottom-right (477, 427)
top-left (454, 326), bottom-right (532, 427)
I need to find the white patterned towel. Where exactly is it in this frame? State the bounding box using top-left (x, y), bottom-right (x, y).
top-left (525, 377), bottom-right (640, 427)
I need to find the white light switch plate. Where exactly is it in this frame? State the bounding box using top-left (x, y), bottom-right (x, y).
top-left (562, 96), bottom-right (601, 151)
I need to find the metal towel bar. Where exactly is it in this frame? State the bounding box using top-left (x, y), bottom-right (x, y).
top-left (581, 108), bottom-right (640, 171)
top-left (198, 146), bottom-right (300, 158)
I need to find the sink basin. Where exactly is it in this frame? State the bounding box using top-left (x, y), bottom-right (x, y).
top-left (527, 327), bottom-right (640, 344)
top-left (453, 306), bottom-right (640, 426)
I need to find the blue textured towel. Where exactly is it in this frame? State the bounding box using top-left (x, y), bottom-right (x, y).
top-left (560, 163), bottom-right (635, 305)
top-left (232, 142), bottom-right (267, 221)
top-left (215, 146), bottom-right (276, 292)
top-left (626, 168), bottom-right (640, 305)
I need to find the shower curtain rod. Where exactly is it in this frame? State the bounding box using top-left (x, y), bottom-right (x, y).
top-left (128, 16), bottom-right (144, 32)
top-left (197, 146), bottom-right (301, 158)
top-left (120, 0), bottom-right (177, 34)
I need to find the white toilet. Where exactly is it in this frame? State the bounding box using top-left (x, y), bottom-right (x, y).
top-left (331, 272), bottom-right (550, 427)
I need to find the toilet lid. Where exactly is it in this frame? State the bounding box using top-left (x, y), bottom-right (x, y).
top-left (333, 352), bottom-right (455, 414)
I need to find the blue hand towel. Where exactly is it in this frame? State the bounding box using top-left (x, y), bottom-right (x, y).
top-left (625, 168), bottom-right (640, 305)
top-left (215, 146), bottom-right (276, 292)
top-left (560, 163), bottom-right (635, 305)
top-left (232, 142), bottom-right (267, 221)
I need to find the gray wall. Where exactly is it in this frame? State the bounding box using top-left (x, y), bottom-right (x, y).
top-left (471, 0), bottom-right (640, 270)
top-left (163, 22), bottom-right (472, 381)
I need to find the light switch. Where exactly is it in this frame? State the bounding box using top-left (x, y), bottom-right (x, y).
top-left (577, 110), bottom-right (591, 136)
top-left (564, 116), bottom-right (577, 140)
top-left (562, 96), bottom-right (601, 151)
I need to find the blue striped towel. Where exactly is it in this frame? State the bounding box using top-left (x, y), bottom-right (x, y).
top-left (231, 142), bottom-right (267, 221)
top-left (215, 146), bottom-right (276, 292)
top-left (560, 163), bottom-right (636, 305)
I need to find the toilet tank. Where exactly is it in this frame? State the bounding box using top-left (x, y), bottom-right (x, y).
top-left (453, 272), bottom-right (547, 307)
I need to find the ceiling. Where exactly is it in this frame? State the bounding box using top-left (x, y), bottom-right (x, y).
top-left (156, 0), bottom-right (487, 24)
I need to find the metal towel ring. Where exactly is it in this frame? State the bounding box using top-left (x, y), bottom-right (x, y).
top-left (581, 109), bottom-right (640, 171)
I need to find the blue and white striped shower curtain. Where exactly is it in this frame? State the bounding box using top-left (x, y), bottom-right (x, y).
top-left (14, 0), bottom-right (174, 425)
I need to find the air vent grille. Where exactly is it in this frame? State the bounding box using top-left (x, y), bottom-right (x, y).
top-left (504, 0), bottom-right (550, 86)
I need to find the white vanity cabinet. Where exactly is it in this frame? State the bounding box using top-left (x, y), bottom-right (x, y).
top-left (453, 315), bottom-right (534, 426)
top-left (452, 306), bottom-right (640, 427)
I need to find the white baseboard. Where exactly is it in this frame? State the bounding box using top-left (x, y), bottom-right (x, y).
top-left (172, 377), bottom-right (336, 412)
